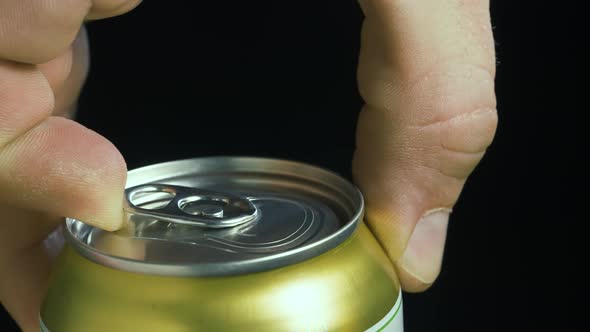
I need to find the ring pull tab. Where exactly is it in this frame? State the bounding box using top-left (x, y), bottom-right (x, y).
top-left (124, 184), bottom-right (258, 228)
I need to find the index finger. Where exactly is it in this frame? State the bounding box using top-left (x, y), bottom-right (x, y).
top-left (0, 0), bottom-right (142, 63)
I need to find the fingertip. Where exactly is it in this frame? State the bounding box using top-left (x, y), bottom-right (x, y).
top-left (396, 263), bottom-right (435, 293)
top-left (0, 117), bottom-right (128, 231)
top-left (86, 0), bottom-right (143, 20)
top-left (51, 120), bottom-right (128, 230)
top-left (79, 207), bottom-right (125, 231)
top-left (394, 209), bottom-right (449, 289)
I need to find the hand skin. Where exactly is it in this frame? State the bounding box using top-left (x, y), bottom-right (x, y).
top-left (0, 1), bottom-right (496, 331)
top-left (354, 0), bottom-right (497, 291)
top-left (0, 1), bottom-right (141, 331)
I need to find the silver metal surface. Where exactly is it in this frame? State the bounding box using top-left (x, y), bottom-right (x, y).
top-left (65, 157), bottom-right (364, 276)
top-left (124, 184), bottom-right (258, 228)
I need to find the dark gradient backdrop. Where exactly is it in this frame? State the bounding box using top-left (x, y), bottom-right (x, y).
top-left (1, 1), bottom-right (575, 331)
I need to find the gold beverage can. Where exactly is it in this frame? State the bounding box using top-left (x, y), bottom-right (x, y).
top-left (40, 157), bottom-right (403, 331)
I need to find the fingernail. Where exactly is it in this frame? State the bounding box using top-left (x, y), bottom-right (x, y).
top-left (397, 208), bottom-right (451, 284)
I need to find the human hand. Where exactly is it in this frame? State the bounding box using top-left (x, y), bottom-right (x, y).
top-left (1, 0), bottom-right (497, 329)
top-left (353, 0), bottom-right (497, 291)
top-left (0, 1), bottom-right (141, 330)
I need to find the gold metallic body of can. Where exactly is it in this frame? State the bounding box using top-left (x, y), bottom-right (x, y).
top-left (41, 222), bottom-right (399, 331)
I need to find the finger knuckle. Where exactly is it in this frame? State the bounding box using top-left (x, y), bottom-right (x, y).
top-left (41, 0), bottom-right (92, 26)
top-left (88, 0), bottom-right (142, 19)
top-left (0, 0), bottom-right (90, 63)
top-left (38, 0), bottom-right (91, 56)
top-left (409, 63), bottom-right (497, 131)
top-left (0, 65), bottom-right (54, 146)
top-left (408, 64), bottom-right (498, 180)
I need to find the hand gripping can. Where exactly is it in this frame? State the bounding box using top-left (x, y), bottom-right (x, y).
top-left (40, 157), bottom-right (403, 331)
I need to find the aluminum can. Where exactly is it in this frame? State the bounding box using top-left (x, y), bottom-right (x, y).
top-left (40, 157), bottom-right (403, 331)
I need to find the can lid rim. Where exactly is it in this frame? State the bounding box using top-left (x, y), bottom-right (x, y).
top-left (65, 156), bottom-right (365, 276)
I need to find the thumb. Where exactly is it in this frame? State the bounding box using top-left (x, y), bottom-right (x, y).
top-left (353, 0), bottom-right (497, 291)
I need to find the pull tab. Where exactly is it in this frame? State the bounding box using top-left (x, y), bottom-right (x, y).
top-left (124, 184), bottom-right (258, 228)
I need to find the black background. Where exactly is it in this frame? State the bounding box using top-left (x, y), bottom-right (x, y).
top-left (1, 1), bottom-right (576, 331)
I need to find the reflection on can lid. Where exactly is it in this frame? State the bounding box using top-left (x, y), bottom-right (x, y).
top-left (66, 157), bottom-right (364, 276)
top-left (124, 183), bottom-right (260, 228)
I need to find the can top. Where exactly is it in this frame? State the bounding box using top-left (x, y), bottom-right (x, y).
top-left (66, 157), bottom-right (364, 276)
